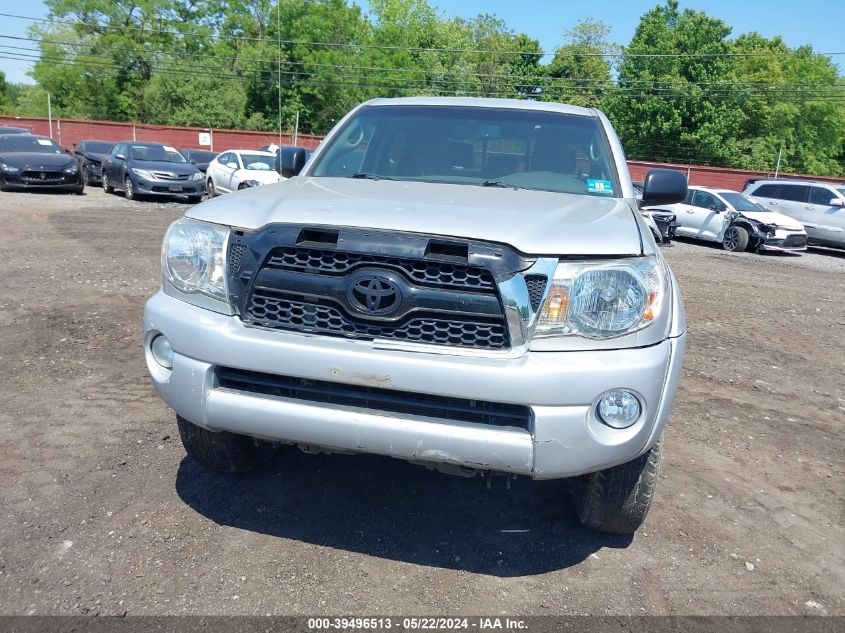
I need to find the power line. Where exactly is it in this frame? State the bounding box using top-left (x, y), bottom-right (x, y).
top-left (3, 12), bottom-right (844, 59)
top-left (3, 47), bottom-right (843, 100)
top-left (3, 33), bottom-right (843, 91)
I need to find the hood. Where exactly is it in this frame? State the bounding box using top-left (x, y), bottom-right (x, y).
top-left (0, 152), bottom-right (76, 170)
top-left (127, 159), bottom-right (199, 175)
top-left (242, 170), bottom-right (282, 185)
top-left (187, 177), bottom-right (643, 255)
top-left (739, 210), bottom-right (804, 231)
top-left (83, 152), bottom-right (108, 163)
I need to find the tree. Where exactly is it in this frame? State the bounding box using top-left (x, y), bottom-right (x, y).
top-left (606, 0), bottom-right (744, 166)
top-left (544, 20), bottom-right (616, 107)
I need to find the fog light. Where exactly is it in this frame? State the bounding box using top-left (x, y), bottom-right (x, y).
top-left (150, 334), bottom-right (173, 369)
top-left (597, 390), bottom-right (641, 429)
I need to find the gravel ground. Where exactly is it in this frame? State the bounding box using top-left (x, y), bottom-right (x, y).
top-left (0, 187), bottom-right (843, 616)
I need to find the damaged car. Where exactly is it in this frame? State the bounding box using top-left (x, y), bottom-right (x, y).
top-left (633, 180), bottom-right (678, 245)
top-left (647, 186), bottom-right (807, 253)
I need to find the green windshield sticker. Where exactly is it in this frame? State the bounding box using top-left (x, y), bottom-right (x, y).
top-left (587, 179), bottom-right (613, 194)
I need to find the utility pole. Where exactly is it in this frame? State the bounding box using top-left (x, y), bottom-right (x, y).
top-left (277, 1), bottom-right (282, 148)
top-left (47, 92), bottom-right (52, 138)
top-left (293, 111), bottom-right (299, 146)
top-left (774, 146), bottom-right (782, 179)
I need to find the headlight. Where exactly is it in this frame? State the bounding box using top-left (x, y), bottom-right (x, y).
top-left (190, 171), bottom-right (204, 181)
top-left (0, 163), bottom-right (20, 173)
top-left (238, 179), bottom-right (261, 189)
top-left (131, 168), bottom-right (156, 180)
top-left (535, 256), bottom-right (666, 339)
top-left (63, 163), bottom-right (79, 173)
top-left (162, 218), bottom-right (229, 301)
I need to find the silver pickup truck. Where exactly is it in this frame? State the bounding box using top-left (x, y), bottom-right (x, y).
top-left (144, 97), bottom-right (687, 534)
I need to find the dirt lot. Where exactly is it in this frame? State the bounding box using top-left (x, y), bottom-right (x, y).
top-left (0, 187), bottom-right (842, 617)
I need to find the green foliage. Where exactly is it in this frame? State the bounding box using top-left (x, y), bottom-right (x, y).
top-left (544, 20), bottom-right (616, 107)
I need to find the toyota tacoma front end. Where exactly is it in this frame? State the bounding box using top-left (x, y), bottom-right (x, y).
top-left (144, 97), bottom-right (687, 534)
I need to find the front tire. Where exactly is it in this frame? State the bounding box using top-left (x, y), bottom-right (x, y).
top-left (722, 226), bottom-right (749, 252)
top-left (206, 178), bottom-right (216, 197)
top-left (103, 177), bottom-right (114, 194)
top-left (176, 415), bottom-right (278, 473)
top-left (124, 176), bottom-right (136, 201)
top-left (574, 437), bottom-right (662, 534)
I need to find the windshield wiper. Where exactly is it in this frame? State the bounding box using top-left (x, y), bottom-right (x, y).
top-left (481, 180), bottom-right (521, 189)
top-left (349, 172), bottom-right (397, 181)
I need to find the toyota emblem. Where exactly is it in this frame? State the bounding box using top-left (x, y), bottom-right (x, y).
top-left (347, 276), bottom-right (401, 315)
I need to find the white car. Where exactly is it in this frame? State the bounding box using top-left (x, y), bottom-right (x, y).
top-left (648, 185), bottom-right (807, 252)
top-left (206, 150), bottom-right (281, 196)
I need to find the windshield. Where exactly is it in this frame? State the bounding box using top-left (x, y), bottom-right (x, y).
top-left (128, 144), bottom-right (187, 163)
top-left (239, 153), bottom-right (275, 170)
top-left (85, 141), bottom-right (114, 154)
top-left (311, 105), bottom-right (619, 197)
top-left (0, 136), bottom-right (62, 154)
top-left (720, 191), bottom-right (767, 212)
top-left (837, 188), bottom-right (845, 198)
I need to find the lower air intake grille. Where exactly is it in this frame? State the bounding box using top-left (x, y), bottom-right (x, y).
top-left (216, 367), bottom-right (531, 429)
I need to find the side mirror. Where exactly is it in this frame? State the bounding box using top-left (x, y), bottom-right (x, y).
top-left (280, 147), bottom-right (306, 178)
top-left (115, 153), bottom-right (126, 161)
top-left (829, 198), bottom-right (844, 207)
top-left (640, 168), bottom-right (688, 207)
top-left (227, 162), bottom-right (239, 170)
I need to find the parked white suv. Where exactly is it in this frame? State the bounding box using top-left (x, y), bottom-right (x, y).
top-left (744, 179), bottom-right (845, 248)
top-left (647, 185), bottom-right (807, 252)
top-left (144, 97), bottom-right (688, 534)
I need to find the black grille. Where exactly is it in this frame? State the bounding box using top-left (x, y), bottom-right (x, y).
top-left (248, 290), bottom-right (509, 349)
top-left (22, 171), bottom-right (64, 182)
top-left (782, 234), bottom-right (807, 248)
top-left (216, 367), bottom-right (531, 429)
top-left (229, 243), bottom-right (247, 275)
top-left (524, 275), bottom-right (548, 311)
top-left (266, 247), bottom-right (496, 292)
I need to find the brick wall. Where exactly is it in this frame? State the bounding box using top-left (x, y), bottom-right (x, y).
top-left (3, 114), bottom-right (842, 189)
top-left (628, 160), bottom-right (844, 190)
top-left (0, 115), bottom-right (322, 151)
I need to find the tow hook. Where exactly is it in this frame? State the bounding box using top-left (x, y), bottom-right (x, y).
top-left (485, 471), bottom-right (515, 490)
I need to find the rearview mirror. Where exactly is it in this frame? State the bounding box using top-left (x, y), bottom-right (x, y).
top-left (280, 147), bottom-right (307, 178)
top-left (640, 168), bottom-right (688, 207)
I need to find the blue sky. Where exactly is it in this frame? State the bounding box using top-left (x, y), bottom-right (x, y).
top-left (1, 0), bottom-right (842, 84)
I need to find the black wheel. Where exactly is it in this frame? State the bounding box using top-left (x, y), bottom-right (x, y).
top-left (73, 185), bottom-right (85, 195)
top-left (124, 176), bottom-right (136, 200)
top-left (722, 225), bottom-right (749, 252)
top-left (206, 178), bottom-right (216, 197)
top-left (574, 437), bottom-right (662, 534)
top-left (103, 176), bottom-right (114, 194)
top-left (187, 195), bottom-right (202, 204)
top-left (176, 415), bottom-right (278, 473)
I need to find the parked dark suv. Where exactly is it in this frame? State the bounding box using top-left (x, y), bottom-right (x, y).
top-left (102, 141), bottom-right (205, 202)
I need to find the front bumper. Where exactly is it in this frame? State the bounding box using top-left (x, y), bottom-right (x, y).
top-left (132, 175), bottom-right (204, 197)
top-left (759, 230), bottom-right (807, 252)
top-left (0, 170), bottom-right (83, 190)
top-left (144, 291), bottom-right (685, 479)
